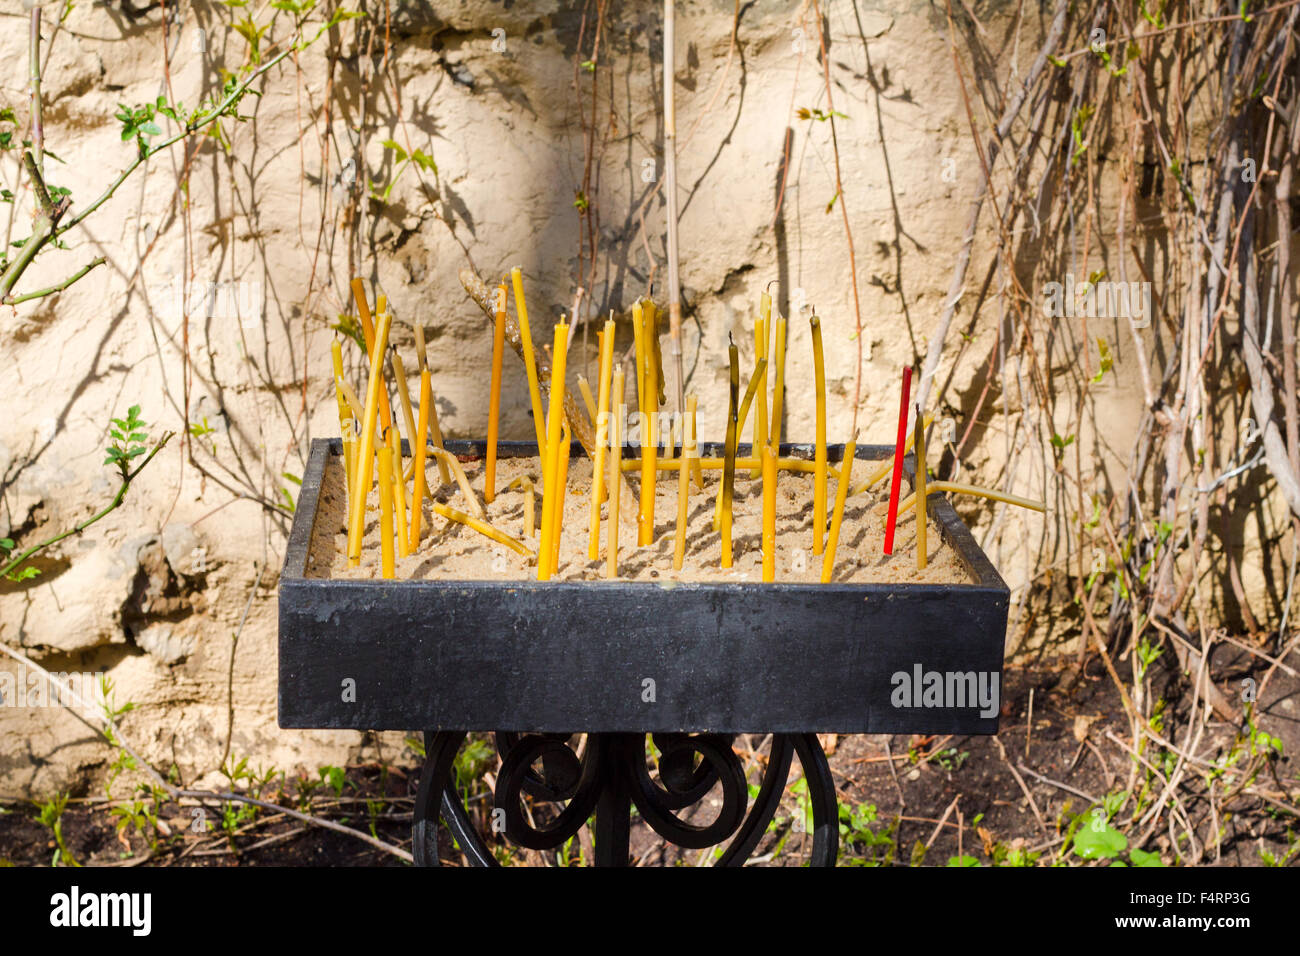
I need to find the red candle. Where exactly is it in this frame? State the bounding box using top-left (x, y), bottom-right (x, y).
top-left (883, 366), bottom-right (912, 555)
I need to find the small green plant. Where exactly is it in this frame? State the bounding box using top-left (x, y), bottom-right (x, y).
top-left (1257, 828), bottom-right (1299, 867)
top-left (370, 139), bottom-right (437, 204)
top-left (837, 800), bottom-right (897, 866)
top-left (36, 793), bottom-right (78, 867)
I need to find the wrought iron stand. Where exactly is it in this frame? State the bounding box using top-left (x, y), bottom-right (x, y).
top-left (412, 731), bottom-right (839, 867)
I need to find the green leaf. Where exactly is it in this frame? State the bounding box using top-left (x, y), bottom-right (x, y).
top-left (381, 138), bottom-right (408, 164)
top-left (0, 538), bottom-right (12, 551)
top-left (1073, 821), bottom-right (1127, 859)
top-left (947, 854), bottom-right (981, 867)
top-left (411, 149), bottom-right (437, 173)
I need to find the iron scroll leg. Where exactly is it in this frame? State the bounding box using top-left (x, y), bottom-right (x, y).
top-left (412, 731), bottom-right (837, 867)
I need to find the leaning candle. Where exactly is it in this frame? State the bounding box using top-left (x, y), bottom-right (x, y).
top-left (714, 356), bottom-right (767, 530)
top-left (350, 279), bottom-right (393, 433)
top-left (577, 375), bottom-right (597, 425)
top-left (810, 314), bottom-right (828, 555)
top-left (896, 481), bottom-right (1046, 516)
top-left (551, 420), bottom-right (571, 573)
top-left (883, 366), bottom-right (913, 555)
top-left (486, 282), bottom-right (507, 504)
top-left (750, 313), bottom-right (768, 478)
top-left (821, 438), bottom-right (857, 583)
top-left (537, 319), bottom-right (570, 580)
top-left (414, 324), bottom-right (451, 486)
top-left (761, 442), bottom-right (777, 582)
top-left (770, 313), bottom-right (788, 450)
top-left (376, 440), bottom-right (396, 579)
top-left (336, 376), bottom-right (366, 425)
top-left (673, 394), bottom-right (698, 570)
top-left (720, 340), bottom-right (739, 568)
top-left (511, 267), bottom-right (548, 455)
top-left (430, 447), bottom-right (486, 519)
top-left (431, 501), bottom-right (533, 559)
top-left (391, 351), bottom-right (419, 473)
top-left (409, 367), bottom-right (432, 547)
top-left (347, 309), bottom-right (393, 567)
top-left (588, 318), bottom-right (616, 560)
top-left (607, 368), bottom-right (625, 579)
top-left (913, 405), bottom-right (927, 570)
top-left (387, 427), bottom-right (409, 558)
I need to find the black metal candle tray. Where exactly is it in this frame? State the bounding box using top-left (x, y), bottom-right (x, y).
top-left (278, 438), bottom-right (1009, 866)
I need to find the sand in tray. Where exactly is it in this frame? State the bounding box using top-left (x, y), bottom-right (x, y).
top-left (305, 452), bottom-right (973, 585)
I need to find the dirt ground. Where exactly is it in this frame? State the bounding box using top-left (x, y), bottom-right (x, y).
top-left (2, 644), bottom-right (1295, 868)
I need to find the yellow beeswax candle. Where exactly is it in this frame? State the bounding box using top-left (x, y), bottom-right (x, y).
top-left (391, 352), bottom-right (418, 502)
top-left (761, 442), bottom-right (777, 582)
top-left (646, 299), bottom-right (666, 408)
top-left (720, 341), bottom-right (739, 568)
top-left (607, 370), bottom-right (625, 579)
top-left (413, 323), bottom-right (450, 487)
top-left (387, 427), bottom-right (409, 558)
top-left (331, 337), bottom-right (356, 505)
top-left (588, 319), bottom-right (616, 560)
top-left (336, 376), bottom-right (365, 424)
top-left (409, 367), bottom-right (432, 547)
top-left (896, 481), bottom-right (1046, 516)
top-left (537, 320), bottom-right (569, 580)
top-left (376, 442), bottom-right (395, 579)
top-left (913, 406), bottom-right (928, 569)
top-left (810, 314), bottom-right (827, 556)
top-left (350, 279), bottom-right (394, 434)
top-left (821, 439), bottom-right (857, 583)
top-left (689, 399), bottom-right (704, 489)
top-left (673, 394), bottom-right (698, 570)
top-left (431, 501), bottom-right (533, 559)
top-left (511, 267), bottom-right (548, 455)
top-left (347, 309), bottom-right (393, 567)
top-left (577, 375), bottom-right (597, 425)
top-left (429, 447), bottom-right (485, 519)
top-left (770, 314), bottom-right (787, 451)
top-left (712, 356), bottom-right (768, 531)
top-left (735, 357), bottom-right (769, 441)
top-left (638, 301), bottom-right (658, 546)
top-left (551, 420), bottom-right (571, 573)
top-left (486, 282), bottom-right (507, 504)
top-left (631, 301), bottom-right (647, 419)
